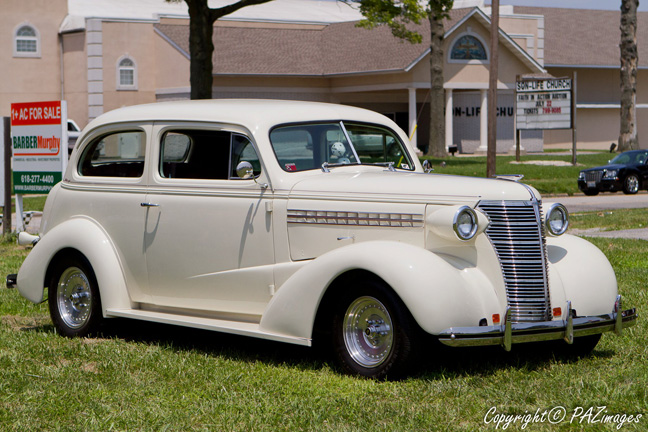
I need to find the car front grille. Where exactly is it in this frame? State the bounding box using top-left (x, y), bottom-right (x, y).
top-left (477, 200), bottom-right (551, 322)
top-left (584, 171), bottom-right (603, 183)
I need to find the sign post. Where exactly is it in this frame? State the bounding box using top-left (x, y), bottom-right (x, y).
top-left (2, 117), bottom-right (11, 236)
top-left (515, 77), bottom-right (574, 162)
top-left (10, 101), bottom-right (67, 232)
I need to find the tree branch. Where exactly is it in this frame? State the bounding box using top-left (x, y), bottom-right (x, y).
top-left (210, 0), bottom-right (275, 22)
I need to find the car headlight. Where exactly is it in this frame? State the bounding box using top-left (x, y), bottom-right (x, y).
top-left (578, 171), bottom-right (585, 180)
top-left (545, 203), bottom-right (569, 236)
top-left (603, 169), bottom-right (618, 179)
top-left (453, 206), bottom-right (478, 240)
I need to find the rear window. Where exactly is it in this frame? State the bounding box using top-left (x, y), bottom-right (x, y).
top-left (78, 131), bottom-right (145, 178)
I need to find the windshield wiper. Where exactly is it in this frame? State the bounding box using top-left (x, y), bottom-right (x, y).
top-left (362, 161), bottom-right (397, 172)
top-left (321, 161), bottom-right (360, 172)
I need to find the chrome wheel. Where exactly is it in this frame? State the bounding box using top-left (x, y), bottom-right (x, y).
top-left (343, 296), bottom-right (394, 368)
top-left (624, 175), bottom-right (639, 194)
top-left (56, 267), bottom-right (93, 329)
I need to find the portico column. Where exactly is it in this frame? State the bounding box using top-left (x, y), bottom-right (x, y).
top-left (408, 87), bottom-right (417, 149)
top-left (445, 89), bottom-right (453, 151)
top-left (477, 89), bottom-right (488, 152)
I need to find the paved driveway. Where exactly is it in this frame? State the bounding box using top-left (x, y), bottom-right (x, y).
top-left (548, 191), bottom-right (648, 213)
top-left (545, 192), bottom-right (648, 240)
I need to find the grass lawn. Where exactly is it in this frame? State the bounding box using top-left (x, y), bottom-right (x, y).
top-left (0, 208), bottom-right (646, 431)
top-left (422, 150), bottom-right (613, 196)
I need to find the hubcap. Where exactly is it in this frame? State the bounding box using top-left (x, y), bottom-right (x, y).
top-left (56, 267), bottom-right (92, 329)
top-left (626, 176), bottom-right (639, 193)
top-left (343, 296), bottom-right (394, 368)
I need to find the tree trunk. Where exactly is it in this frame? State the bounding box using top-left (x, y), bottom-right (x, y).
top-left (619, 0), bottom-right (638, 152)
top-left (186, 0), bottom-right (216, 100)
top-left (427, 11), bottom-right (447, 157)
top-left (486, 0), bottom-right (499, 178)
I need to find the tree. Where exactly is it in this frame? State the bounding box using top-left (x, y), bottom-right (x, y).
top-left (619, 0), bottom-right (639, 152)
top-left (348, 0), bottom-right (454, 157)
top-left (168, 0), bottom-right (275, 99)
top-left (486, 0), bottom-right (499, 178)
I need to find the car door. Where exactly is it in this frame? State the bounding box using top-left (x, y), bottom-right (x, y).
top-left (143, 123), bottom-right (275, 317)
top-left (72, 125), bottom-right (152, 303)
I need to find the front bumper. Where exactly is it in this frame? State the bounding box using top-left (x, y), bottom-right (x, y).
top-left (438, 296), bottom-right (637, 350)
top-left (577, 178), bottom-right (621, 192)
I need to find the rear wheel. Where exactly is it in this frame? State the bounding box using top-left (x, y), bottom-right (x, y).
top-left (623, 174), bottom-right (639, 194)
top-left (48, 254), bottom-right (103, 337)
top-left (331, 280), bottom-right (419, 379)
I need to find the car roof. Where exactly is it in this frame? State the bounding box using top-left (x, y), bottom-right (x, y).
top-left (85, 99), bottom-right (397, 132)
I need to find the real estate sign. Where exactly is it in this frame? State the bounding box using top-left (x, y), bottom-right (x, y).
top-left (516, 78), bottom-right (572, 130)
top-left (10, 101), bottom-right (67, 194)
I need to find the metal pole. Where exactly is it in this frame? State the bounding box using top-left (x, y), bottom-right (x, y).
top-left (572, 71), bottom-right (577, 165)
top-left (2, 117), bottom-right (11, 237)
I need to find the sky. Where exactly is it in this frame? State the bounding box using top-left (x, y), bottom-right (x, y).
top-left (491, 0), bottom-right (648, 11)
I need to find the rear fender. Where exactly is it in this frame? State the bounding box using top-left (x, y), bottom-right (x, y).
top-left (260, 241), bottom-right (499, 339)
top-left (16, 217), bottom-right (132, 313)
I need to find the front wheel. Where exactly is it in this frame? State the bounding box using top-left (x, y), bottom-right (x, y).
top-left (48, 254), bottom-right (103, 337)
top-left (623, 174), bottom-right (640, 194)
top-left (331, 280), bottom-right (419, 379)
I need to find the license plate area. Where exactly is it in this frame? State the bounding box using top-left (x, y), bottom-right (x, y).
top-left (587, 181), bottom-right (596, 188)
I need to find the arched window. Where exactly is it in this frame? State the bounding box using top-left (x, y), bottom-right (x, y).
top-left (14, 24), bottom-right (40, 57)
top-left (450, 35), bottom-right (488, 62)
top-left (117, 56), bottom-right (137, 90)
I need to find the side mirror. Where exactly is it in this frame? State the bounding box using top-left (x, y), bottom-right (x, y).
top-left (236, 161), bottom-right (254, 179)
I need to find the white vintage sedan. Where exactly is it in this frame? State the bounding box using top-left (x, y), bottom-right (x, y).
top-left (8, 100), bottom-right (636, 378)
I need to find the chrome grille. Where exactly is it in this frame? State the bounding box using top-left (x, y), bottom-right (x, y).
top-left (477, 200), bottom-right (551, 322)
top-left (584, 171), bottom-right (603, 183)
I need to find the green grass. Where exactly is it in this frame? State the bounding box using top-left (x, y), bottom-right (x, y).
top-left (570, 208), bottom-right (648, 232)
top-left (0, 214), bottom-right (646, 430)
top-left (422, 152), bottom-right (614, 195)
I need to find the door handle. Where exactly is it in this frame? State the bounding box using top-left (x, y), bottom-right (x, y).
top-left (140, 202), bottom-right (160, 207)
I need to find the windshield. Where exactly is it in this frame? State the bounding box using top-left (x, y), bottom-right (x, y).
top-left (269, 121), bottom-right (414, 172)
top-left (610, 151), bottom-right (648, 165)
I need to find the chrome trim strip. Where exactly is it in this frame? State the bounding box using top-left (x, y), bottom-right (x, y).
top-left (287, 210), bottom-right (424, 228)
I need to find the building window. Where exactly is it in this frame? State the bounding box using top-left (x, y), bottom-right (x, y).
top-left (117, 56), bottom-right (137, 90)
top-left (14, 24), bottom-right (40, 58)
top-left (450, 35), bottom-right (488, 62)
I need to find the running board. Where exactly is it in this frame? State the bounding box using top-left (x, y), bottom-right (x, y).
top-left (105, 308), bottom-right (311, 346)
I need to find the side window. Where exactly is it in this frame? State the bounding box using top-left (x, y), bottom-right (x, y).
top-left (160, 130), bottom-right (260, 180)
top-left (230, 134), bottom-right (261, 178)
top-left (79, 131), bottom-right (146, 177)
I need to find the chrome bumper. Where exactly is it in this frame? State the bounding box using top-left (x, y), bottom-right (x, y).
top-left (438, 296), bottom-right (637, 350)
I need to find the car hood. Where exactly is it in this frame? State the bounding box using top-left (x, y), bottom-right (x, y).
top-left (288, 170), bottom-right (538, 205)
top-left (582, 164), bottom-right (626, 172)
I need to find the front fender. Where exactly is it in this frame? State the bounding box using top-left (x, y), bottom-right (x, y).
top-left (546, 234), bottom-right (618, 316)
top-left (260, 241), bottom-right (501, 339)
top-left (16, 217), bottom-right (132, 312)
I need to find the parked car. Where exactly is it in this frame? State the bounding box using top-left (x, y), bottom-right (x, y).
top-left (67, 119), bottom-right (81, 155)
top-left (578, 150), bottom-right (648, 195)
top-left (7, 100), bottom-right (636, 378)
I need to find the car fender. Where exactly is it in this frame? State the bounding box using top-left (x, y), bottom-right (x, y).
top-left (260, 241), bottom-right (500, 339)
top-left (16, 217), bottom-right (132, 313)
top-left (546, 234), bottom-right (618, 316)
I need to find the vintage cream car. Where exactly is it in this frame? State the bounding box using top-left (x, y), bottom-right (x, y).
top-left (9, 100), bottom-right (637, 378)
